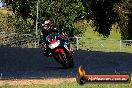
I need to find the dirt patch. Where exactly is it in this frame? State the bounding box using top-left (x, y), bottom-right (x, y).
top-left (0, 78), bottom-right (76, 86)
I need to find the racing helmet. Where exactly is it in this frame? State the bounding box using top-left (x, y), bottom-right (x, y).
top-left (42, 19), bottom-right (52, 30)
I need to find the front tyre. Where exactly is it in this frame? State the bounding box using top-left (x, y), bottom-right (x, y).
top-left (57, 51), bottom-right (74, 68)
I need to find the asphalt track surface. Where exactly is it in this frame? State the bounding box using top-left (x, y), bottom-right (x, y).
top-left (0, 47), bottom-right (132, 79)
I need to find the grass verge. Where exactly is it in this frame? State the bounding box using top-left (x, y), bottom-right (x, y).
top-left (0, 79), bottom-right (131, 88)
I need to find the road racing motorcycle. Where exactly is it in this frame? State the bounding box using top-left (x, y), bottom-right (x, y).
top-left (42, 33), bottom-right (74, 68)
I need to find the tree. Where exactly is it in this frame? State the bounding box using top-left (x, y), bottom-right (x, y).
top-left (3, 0), bottom-right (132, 39)
top-left (114, 0), bottom-right (132, 40)
top-left (38, 0), bottom-right (87, 36)
top-left (2, 0), bottom-right (87, 36)
top-left (82, 0), bottom-right (132, 40)
top-left (0, 13), bottom-right (16, 32)
top-left (82, 0), bottom-right (118, 37)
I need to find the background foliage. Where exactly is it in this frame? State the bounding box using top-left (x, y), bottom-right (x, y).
top-left (0, 0), bottom-right (132, 39)
top-left (82, 0), bottom-right (132, 40)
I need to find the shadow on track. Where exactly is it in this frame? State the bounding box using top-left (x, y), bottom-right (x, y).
top-left (0, 47), bottom-right (132, 79)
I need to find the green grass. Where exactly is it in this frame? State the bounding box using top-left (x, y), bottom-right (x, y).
top-left (76, 24), bottom-right (132, 53)
top-left (1, 82), bottom-right (132, 88)
top-left (78, 38), bottom-right (121, 52)
top-left (83, 24), bottom-right (121, 40)
top-left (77, 27), bottom-right (122, 52)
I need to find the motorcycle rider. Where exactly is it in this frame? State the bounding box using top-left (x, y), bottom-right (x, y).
top-left (40, 19), bottom-right (73, 57)
top-left (41, 19), bottom-right (52, 42)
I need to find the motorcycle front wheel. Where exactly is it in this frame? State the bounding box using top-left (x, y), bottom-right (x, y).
top-left (55, 51), bottom-right (74, 68)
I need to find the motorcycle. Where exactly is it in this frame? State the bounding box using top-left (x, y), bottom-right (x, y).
top-left (42, 33), bottom-right (74, 68)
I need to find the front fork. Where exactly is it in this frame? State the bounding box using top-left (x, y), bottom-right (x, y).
top-left (64, 43), bottom-right (73, 57)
